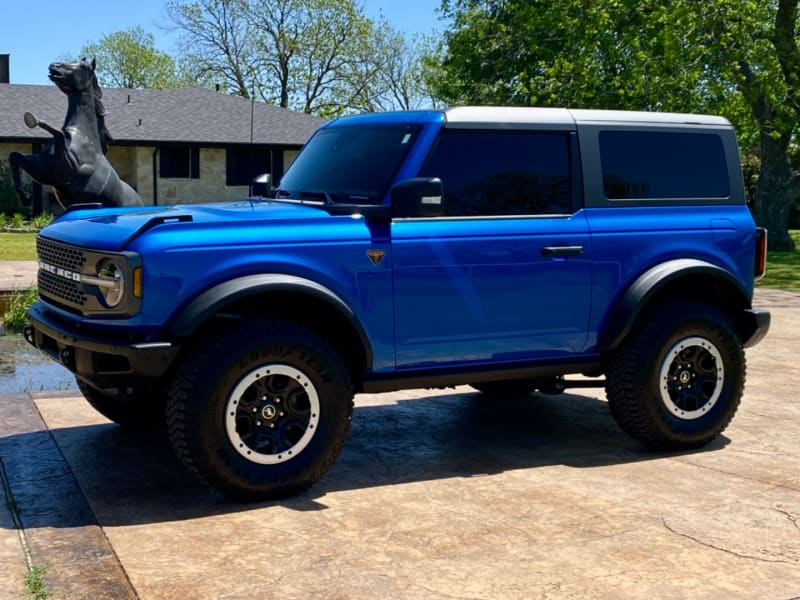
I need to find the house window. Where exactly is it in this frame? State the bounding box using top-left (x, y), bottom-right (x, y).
top-left (226, 148), bottom-right (272, 186)
top-left (160, 146), bottom-right (200, 179)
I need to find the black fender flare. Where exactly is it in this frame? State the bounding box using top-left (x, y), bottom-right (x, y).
top-left (597, 258), bottom-right (751, 352)
top-left (164, 274), bottom-right (374, 368)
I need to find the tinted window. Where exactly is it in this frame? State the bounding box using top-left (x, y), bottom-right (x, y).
top-left (226, 147), bottom-right (272, 186)
top-left (600, 131), bottom-right (729, 199)
top-left (160, 146), bottom-right (199, 179)
top-left (277, 125), bottom-right (421, 204)
top-left (418, 130), bottom-right (571, 216)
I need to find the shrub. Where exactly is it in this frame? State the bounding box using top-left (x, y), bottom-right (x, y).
top-left (10, 213), bottom-right (25, 229)
top-left (2, 287), bottom-right (38, 333)
top-left (31, 213), bottom-right (54, 229)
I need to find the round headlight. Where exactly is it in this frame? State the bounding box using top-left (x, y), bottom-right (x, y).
top-left (97, 259), bottom-right (125, 307)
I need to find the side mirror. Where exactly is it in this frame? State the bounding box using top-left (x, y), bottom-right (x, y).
top-left (250, 173), bottom-right (271, 197)
top-left (390, 177), bottom-right (444, 218)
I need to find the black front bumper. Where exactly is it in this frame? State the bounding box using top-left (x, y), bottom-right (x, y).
top-left (25, 303), bottom-right (180, 381)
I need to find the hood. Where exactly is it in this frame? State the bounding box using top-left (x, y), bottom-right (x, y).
top-left (39, 200), bottom-right (331, 252)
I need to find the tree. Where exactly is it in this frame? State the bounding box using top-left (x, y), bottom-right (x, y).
top-left (357, 32), bottom-right (444, 112)
top-left (166, 0), bottom-right (425, 115)
top-left (697, 0), bottom-right (800, 250)
top-left (79, 26), bottom-right (187, 89)
top-left (165, 0), bottom-right (258, 98)
top-left (434, 0), bottom-right (800, 249)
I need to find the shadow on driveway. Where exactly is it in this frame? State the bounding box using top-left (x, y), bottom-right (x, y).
top-left (1, 389), bottom-right (729, 529)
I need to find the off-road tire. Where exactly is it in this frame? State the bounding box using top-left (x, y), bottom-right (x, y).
top-left (77, 378), bottom-right (165, 429)
top-left (606, 300), bottom-right (745, 450)
top-left (166, 319), bottom-right (353, 501)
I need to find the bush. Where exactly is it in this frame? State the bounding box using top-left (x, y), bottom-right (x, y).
top-left (10, 213), bottom-right (25, 229)
top-left (2, 287), bottom-right (37, 333)
top-left (31, 213), bottom-right (54, 229)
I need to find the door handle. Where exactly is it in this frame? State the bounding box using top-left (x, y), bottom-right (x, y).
top-left (541, 245), bottom-right (584, 257)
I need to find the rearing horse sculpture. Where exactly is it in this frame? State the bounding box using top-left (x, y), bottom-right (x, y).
top-left (8, 58), bottom-right (142, 209)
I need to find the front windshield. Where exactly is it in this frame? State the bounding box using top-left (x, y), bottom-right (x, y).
top-left (275, 124), bottom-right (421, 205)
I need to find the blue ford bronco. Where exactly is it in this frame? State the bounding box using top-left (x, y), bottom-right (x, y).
top-left (25, 107), bottom-right (770, 500)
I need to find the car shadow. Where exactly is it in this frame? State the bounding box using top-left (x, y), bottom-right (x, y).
top-left (0, 389), bottom-right (729, 528)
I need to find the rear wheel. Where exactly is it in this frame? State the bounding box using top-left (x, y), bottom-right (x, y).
top-left (166, 319), bottom-right (353, 500)
top-left (606, 300), bottom-right (745, 449)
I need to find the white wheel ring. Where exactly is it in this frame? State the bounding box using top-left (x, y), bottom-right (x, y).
top-left (658, 336), bottom-right (724, 421)
top-left (225, 364), bottom-right (320, 464)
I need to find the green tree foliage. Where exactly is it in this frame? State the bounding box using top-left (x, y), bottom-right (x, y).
top-left (166, 0), bottom-right (428, 115)
top-left (0, 160), bottom-right (28, 217)
top-left (434, 0), bottom-right (800, 249)
top-left (79, 26), bottom-right (188, 89)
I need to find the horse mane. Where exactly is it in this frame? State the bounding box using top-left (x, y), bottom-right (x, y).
top-left (90, 68), bottom-right (113, 154)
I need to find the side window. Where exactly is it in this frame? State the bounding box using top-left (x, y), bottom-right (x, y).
top-left (226, 147), bottom-right (272, 186)
top-left (418, 130), bottom-right (571, 216)
top-left (599, 131), bottom-right (729, 199)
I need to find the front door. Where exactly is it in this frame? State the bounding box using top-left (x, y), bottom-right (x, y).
top-left (391, 128), bottom-right (592, 369)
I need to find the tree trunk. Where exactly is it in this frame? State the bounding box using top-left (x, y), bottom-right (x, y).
top-left (753, 131), bottom-right (798, 251)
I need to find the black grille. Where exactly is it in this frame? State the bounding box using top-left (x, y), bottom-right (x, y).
top-left (37, 239), bottom-right (88, 307)
top-left (37, 238), bottom-right (86, 271)
top-left (38, 271), bottom-right (87, 306)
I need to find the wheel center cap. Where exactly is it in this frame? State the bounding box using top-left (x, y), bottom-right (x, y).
top-left (261, 404), bottom-right (277, 421)
top-left (679, 371), bottom-right (691, 384)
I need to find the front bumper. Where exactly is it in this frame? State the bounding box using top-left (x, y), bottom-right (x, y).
top-left (25, 303), bottom-right (180, 380)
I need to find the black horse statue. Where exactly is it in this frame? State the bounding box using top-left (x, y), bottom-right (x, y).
top-left (8, 58), bottom-right (142, 209)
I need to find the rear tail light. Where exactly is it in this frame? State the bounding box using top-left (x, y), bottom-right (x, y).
top-left (754, 227), bottom-right (767, 280)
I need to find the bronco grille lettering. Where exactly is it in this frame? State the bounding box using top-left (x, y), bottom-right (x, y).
top-left (39, 261), bottom-right (82, 282)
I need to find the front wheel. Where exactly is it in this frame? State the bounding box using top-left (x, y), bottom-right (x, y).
top-left (606, 300), bottom-right (745, 450)
top-left (166, 319), bottom-right (353, 500)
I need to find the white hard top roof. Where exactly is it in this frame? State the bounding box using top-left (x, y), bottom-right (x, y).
top-left (443, 106), bottom-right (731, 128)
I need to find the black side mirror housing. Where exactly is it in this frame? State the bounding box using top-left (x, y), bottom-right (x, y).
top-left (390, 178), bottom-right (444, 218)
top-left (250, 173), bottom-right (272, 197)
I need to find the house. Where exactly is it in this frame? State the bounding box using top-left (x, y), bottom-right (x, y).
top-left (0, 75), bottom-right (323, 211)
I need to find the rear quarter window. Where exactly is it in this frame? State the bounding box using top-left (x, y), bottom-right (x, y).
top-left (599, 131), bottom-right (729, 200)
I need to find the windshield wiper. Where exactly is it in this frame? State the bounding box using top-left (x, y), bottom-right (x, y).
top-left (273, 188), bottom-right (291, 198)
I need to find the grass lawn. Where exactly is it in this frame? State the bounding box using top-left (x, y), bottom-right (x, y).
top-left (757, 230), bottom-right (800, 291)
top-left (0, 232), bottom-right (37, 260)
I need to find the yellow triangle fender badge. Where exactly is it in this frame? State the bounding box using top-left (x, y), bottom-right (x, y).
top-left (367, 249), bottom-right (386, 266)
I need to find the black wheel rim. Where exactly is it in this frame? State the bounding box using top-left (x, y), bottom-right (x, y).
top-left (659, 336), bottom-right (724, 421)
top-left (225, 364), bottom-right (320, 464)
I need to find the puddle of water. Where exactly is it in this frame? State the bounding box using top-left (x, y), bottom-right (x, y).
top-left (0, 334), bottom-right (78, 393)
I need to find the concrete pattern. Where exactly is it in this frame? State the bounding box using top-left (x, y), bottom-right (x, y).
top-left (0, 288), bottom-right (798, 598)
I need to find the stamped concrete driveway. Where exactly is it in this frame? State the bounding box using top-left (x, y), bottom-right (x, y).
top-left (1, 288), bottom-right (799, 599)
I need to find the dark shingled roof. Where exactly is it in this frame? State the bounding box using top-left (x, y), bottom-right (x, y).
top-left (0, 84), bottom-right (324, 146)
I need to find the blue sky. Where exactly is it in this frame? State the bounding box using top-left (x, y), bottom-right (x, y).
top-left (1, 0), bottom-right (445, 85)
